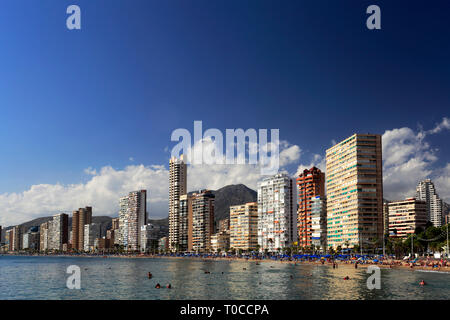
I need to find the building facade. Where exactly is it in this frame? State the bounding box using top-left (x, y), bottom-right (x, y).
top-left (310, 196), bottom-right (327, 251)
top-left (388, 198), bottom-right (428, 238)
top-left (72, 207), bottom-right (92, 251)
top-left (326, 134), bottom-right (383, 250)
top-left (84, 223), bottom-right (101, 252)
top-left (230, 202), bottom-right (258, 251)
top-left (297, 167), bottom-right (325, 248)
top-left (179, 194), bottom-right (192, 252)
top-left (416, 179), bottom-right (444, 227)
top-left (191, 190), bottom-right (215, 253)
top-left (49, 213), bottom-right (68, 251)
top-left (169, 155), bottom-right (187, 251)
top-left (257, 173), bottom-right (296, 252)
top-left (118, 196), bottom-right (129, 248)
top-left (127, 190), bottom-right (147, 251)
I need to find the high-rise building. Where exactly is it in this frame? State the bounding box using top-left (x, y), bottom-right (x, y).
top-left (296, 167), bottom-right (325, 248)
top-left (383, 201), bottom-right (390, 236)
top-left (388, 198), bottom-right (427, 238)
top-left (118, 196), bottom-right (129, 248)
top-left (326, 134), bottom-right (383, 250)
top-left (257, 173), bottom-right (296, 252)
top-left (230, 202), bottom-right (258, 251)
top-left (210, 232), bottom-right (230, 253)
top-left (140, 224), bottom-right (159, 252)
top-left (40, 222), bottom-right (50, 251)
top-left (218, 218), bottom-right (230, 233)
top-left (49, 213), bottom-right (69, 251)
top-left (84, 223), bottom-right (101, 251)
top-left (72, 207), bottom-right (92, 251)
top-left (310, 196), bottom-right (327, 251)
top-left (112, 218), bottom-right (119, 230)
top-left (9, 226), bottom-right (22, 251)
top-left (416, 179), bottom-right (444, 227)
top-left (127, 190), bottom-right (147, 251)
top-left (23, 227), bottom-right (40, 251)
top-left (169, 155), bottom-right (187, 251)
top-left (179, 194), bottom-right (192, 252)
top-left (191, 190), bottom-right (215, 253)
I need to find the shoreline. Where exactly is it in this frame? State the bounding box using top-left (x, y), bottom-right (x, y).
top-left (2, 253), bottom-right (450, 274)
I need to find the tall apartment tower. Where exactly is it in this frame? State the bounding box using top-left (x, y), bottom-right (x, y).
top-left (191, 190), bottom-right (215, 253)
top-left (297, 167), bottom-right (325, 248)
top-left (257, 173), bottom-right (296, 252)
top-left (416, 179), bottom-right (443, 227)
top-left (169, 155), bottom-right (187, 251)
top-left (40, 222), bottom-right (49, 251)
top-left (49, 213), bottom-right (69, 251)
top-left (127, 190), bottom-right (147, 251)
top-left (71, 207), bottom-right (92, 251)
top-left (118, 196), bottom-right (129, 248)
top-left (179, 194), bottom-right (192, 252)
top-left (388, 198), bottom-right (427, 238)
top-left (326, 134), bottom-right (383, 250)
top-left (230, 202), bottom-right (258, 251)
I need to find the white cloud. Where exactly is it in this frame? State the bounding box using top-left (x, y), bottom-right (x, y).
top-left (382, 118), bottom-right (450, 201)
top-left (0, 165), bottom-right (169, 227)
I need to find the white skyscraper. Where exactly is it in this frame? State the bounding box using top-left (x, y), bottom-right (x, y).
top-left (169, 155), bottom-right (187, 251)
top-left (257, 173), bottom-right (296, 252)
top-left (416, 179), bottom-right (443, 227)
top-left (119, 196), bottom-right (129, 248)
top-left (127, 190), bottom-right (147, 251)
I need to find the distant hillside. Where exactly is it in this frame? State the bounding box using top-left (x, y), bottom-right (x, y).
top-left (211, 184), bottom-right (257, 223)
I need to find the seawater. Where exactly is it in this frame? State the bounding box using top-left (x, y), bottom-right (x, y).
top-left (0, 255), bottom-right (449, 300)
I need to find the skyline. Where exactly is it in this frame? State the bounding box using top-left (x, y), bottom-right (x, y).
top-left (1, 0), bottom-right (450, 226)
top-left (1, 125), bottom-right (449, 228)
top-left (0, 122), bottom-right (449, 227)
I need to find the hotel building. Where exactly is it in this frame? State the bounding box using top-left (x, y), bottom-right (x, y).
top-left (49, 213), bottom-right (68, 251)
top-left (179, 194), bottom-right (192, 252)
top-left (169, 155), bottom-right (187, 251)
top-left (127, 190), bottom-right (147, 251)
top-left (191, 190), bottom-right (215, 253)
top-left (230, 202), bottom-right (258, 251)
top-left (119, 196), bottom-right (129, 248)
top-left (297, 167), bottom-right (325, 248)
top-left (257, 173), bottom-right (296, 252)
top-left (416, 179), bottom-right (443, 227)
top-left (84, 223), bottom-right (101, 251)
top-left (72, 207), bottom-right (92, 251)
top-left (310, 196), bottom-right (327, 251)
top-left (40, 222), bottom-right (50, 251)
top-left (326, 134), bottom-right (383, 250)
top-left (388, 198), bottom-right (427, 238)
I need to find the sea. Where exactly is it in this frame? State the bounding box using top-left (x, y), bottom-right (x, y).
top-left (0, 255), bottom-right (449, 300)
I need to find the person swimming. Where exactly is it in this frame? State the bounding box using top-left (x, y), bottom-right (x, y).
top-left (155, 283), bottom-right (161, 289)
top-left (148, 272), bottom-right (152, 279)
top-left (167, 284), bottom-right (172, 289)
top-left (344, 276), bottom-right (350, 280)
top-left (419, 280), bottom-right (426, 286)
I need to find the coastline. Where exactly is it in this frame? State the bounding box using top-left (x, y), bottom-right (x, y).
top-left (2, 253), bottom-right (450, 273)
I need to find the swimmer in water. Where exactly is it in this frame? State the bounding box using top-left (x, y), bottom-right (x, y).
top-left (344, 276), bottom-right (350, 280)
top-left (148, 272), bottom-right (152, 279)
top-left (419, 280), bottom-right (426, 286)
top-left (167, 284), bottom-right (172, 289)
top-left (155, 283), bottom-right (161, 289)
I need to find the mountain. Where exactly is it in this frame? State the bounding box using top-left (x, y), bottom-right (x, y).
top-left (211, 184), bottom-right (257, 223)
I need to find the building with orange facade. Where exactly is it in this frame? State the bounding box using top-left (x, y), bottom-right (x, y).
top-left (297, 167), bottom-right (325, 248)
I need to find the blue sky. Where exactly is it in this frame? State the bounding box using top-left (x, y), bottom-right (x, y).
top-left (0, 0), bottom-right (449, 225)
